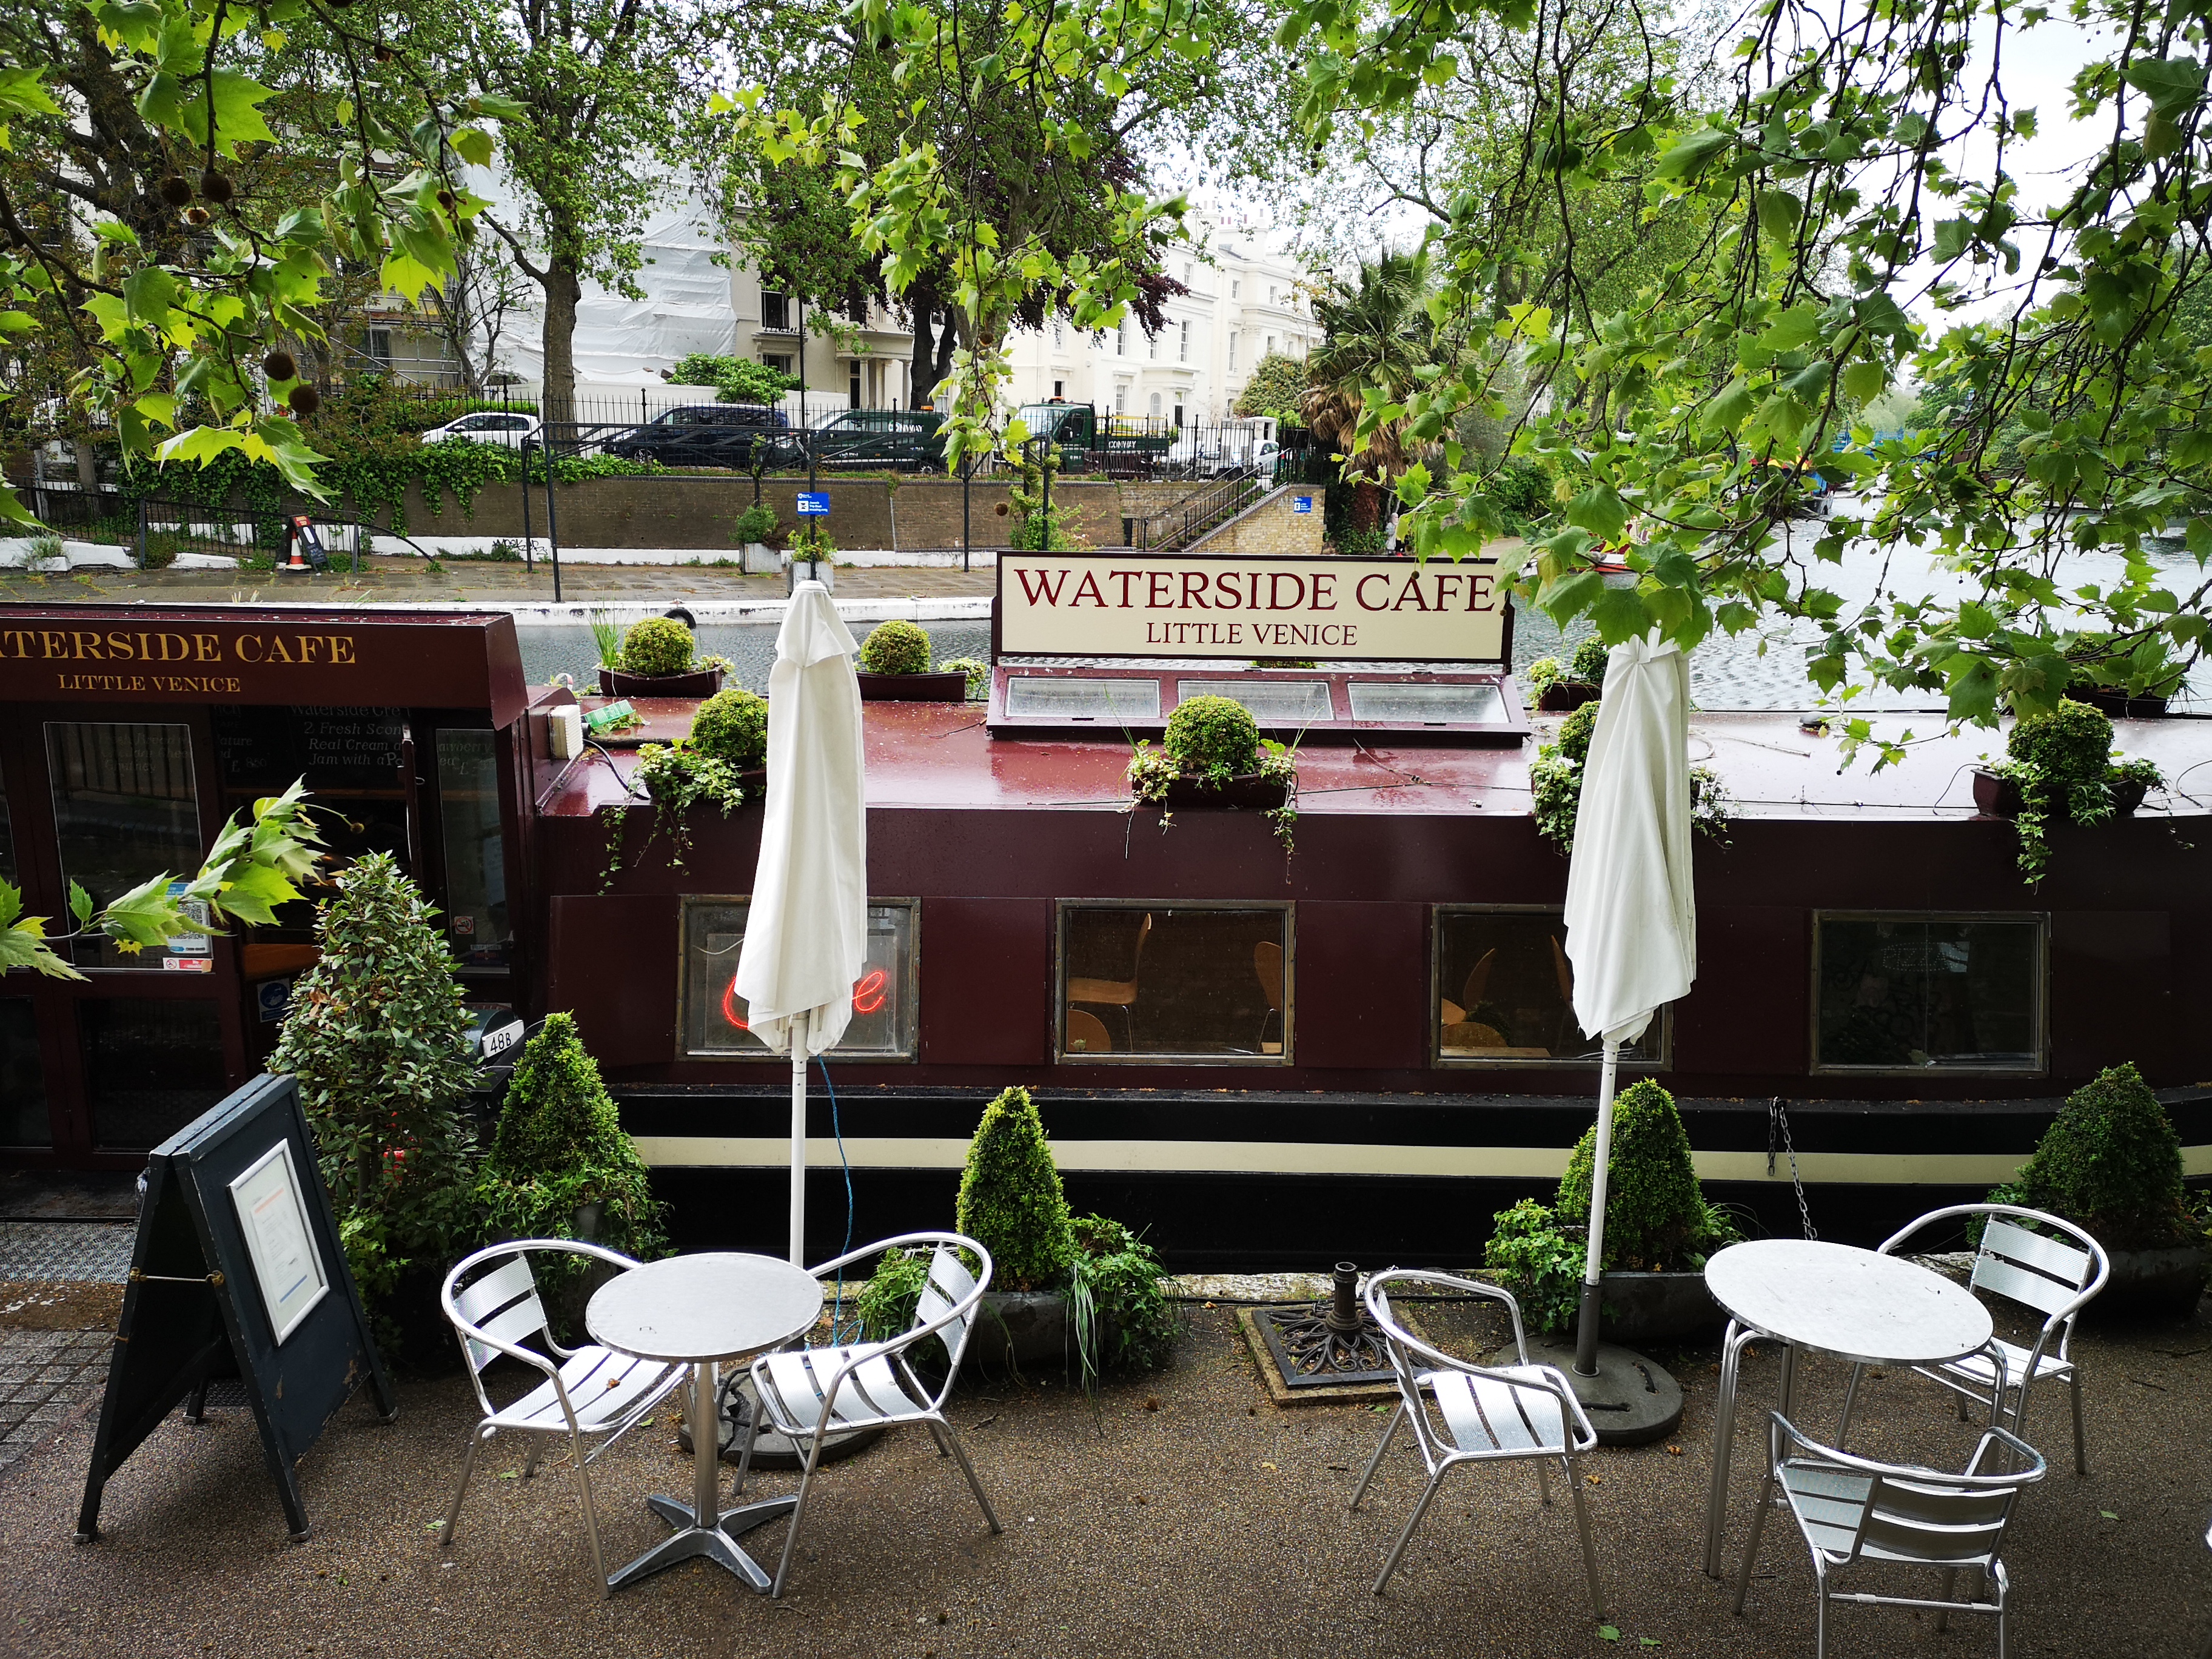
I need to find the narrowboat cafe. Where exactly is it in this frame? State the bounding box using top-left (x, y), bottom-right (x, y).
top-left (3, 580), bottom-right (2208, 1267)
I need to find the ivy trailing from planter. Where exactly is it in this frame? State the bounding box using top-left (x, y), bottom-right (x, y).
top-left (1982, 699), bottom-right (2165, 886)
top-left (1127, 695), bottom-right (1300, 853)
top-left (1530, 699), bottom-right (1735, 856)
top-left (595, 689), bottom-right (764, 890)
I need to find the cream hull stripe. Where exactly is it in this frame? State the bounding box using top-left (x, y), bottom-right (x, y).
top-left (631, 1136), bottom-right (2212, 1185)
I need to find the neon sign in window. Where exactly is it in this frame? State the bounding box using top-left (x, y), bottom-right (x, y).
top-left (682, 899), bottom-right (917, 1060)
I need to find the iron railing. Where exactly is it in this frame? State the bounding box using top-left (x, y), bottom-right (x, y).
top-left (1131, 466), bottom-right (1270, 550)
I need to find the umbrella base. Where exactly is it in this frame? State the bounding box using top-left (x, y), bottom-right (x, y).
top-left (1534, 1338), bottom-right (1683, 1447)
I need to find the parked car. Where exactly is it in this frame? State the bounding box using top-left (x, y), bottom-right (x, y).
top-left (420, 411), bottom-right (541, 449)
top-left (763, 407), bottom-right (947, 470)
top-left (1165, 423), bottom-right (1280, 479)
top-left (607, 403), bottom-right (788, 468)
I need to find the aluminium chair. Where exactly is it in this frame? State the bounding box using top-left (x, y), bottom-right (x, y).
top-left (440, 1240), bottom-right (685, 1595)
top-left (1732, 1411), bottom-right (2047, 1658)
top-left (736, 1232), bottom-right (1000, 1598)
top-left (1836, 1204), bottom-right (2108, 1474)
top-left (1352, 1269), bottom-right (1604, 1612)
top-left (1067, 911), bottom-right (1151, 1051)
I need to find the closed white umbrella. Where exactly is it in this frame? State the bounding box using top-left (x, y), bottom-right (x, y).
top-left (1561, 632), bottom-right (1697, 1375)
top-left (734, 581), bottom-right (868, 1265)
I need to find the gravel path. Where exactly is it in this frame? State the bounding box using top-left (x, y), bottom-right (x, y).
top-left (2, 1300), bottom-right (2207, 1658)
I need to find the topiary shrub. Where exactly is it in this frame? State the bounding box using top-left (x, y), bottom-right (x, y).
top-left (269, 852), bottom-right (479, 1358)
top-left (475, 1013), bottom-right (665, 1277)
top-left (619, 615), bottom-right (697, 678)
top-left (687, 688), bottom-right (768, 770)
top-left (1162, 694), bottom-right (1260, 779)
top-left (1483, 1079), bottom-right (1739, 1332)
top-left (2008, 697), bottom-right (2114, 790)
top-left (859, 618), bottom-right (933, 675)
top-left (954, 1086), bottom-right (1074, 1291)
top-left (1991, 1061), bottom-right (2199, 1250)
top-left (1567, 636), bottom-right (1610, 686)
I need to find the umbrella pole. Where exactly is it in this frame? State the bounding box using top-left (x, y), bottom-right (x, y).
top-left (789, 1008), bottom-right (809, 1267)
top-left (1573, 1038), bottom-right (1621, 1377)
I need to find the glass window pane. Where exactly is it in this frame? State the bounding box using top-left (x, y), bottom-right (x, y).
top-left (1178, 679), bottom-right (1334, 723)
top-left (1061, 905), bottom-right (1289, 1061)
top-left (684, 900), bottom-right (917, 1059)
top-left (47, 722), bottom-right (203, 971)
top-left (1433, 909), bottom-right (1660, 1064)
top-left (0, 998), bottom-right (49, 1147)
top-left (0, 774), bottom-right (15, 885)
top-left (1816, 917), bottom-right (2040, 1070)
top-left (1004, 677), bottom-right (1161, 720)
top-left (1349, 681), bottom-right (1508, 724)
top-left (81, 998), bottom-right (227, 1149)
top-left (437, 730), bottom-right (510, 968)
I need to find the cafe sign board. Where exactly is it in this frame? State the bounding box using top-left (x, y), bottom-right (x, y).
top-left (0, 605), bottom-right (527, 722)
top-left (996, 551), bottom-right (1509, 663)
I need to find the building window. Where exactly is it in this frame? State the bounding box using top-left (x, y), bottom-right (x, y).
top-left (1182, 260), bottom-right (1193, 283)
top-left (1179, 320), bottom-right (1191, 363)
top-left (762, 290), bottom-right (790, 330)
top-left (1228, 330), bottom-right (1238, 369)
top-left (80, 997), bottom-right (227, 1150)
top-left (683, 897), bottom-right (918, 1060)
top-left (1232, 278), bottom-right (1241, 299)
top-left (849, 364), bottom-right (862, 407)
top-left (1432, 907), bottom-right (1666, 1067)
top-left (1114, 383), bottom-right (1128, 413)
top-left (1173, 401), bottom-right (1184, 427)
top-left (1149, 392), bottom-right (1162, 416)
top-left (762, 353), bottom-right (793, 377)
top-left (1059, 902), bottom-right (1292, 1062)
top-left (47, 722), bottom-right (203, 971)
top-left (0, 999), bottom-right (48, 1148)
top-left (1116, 320), bottom-right (1127, 356)
top-left (1052, 320), bottom-right (1065, 349)
top-left (1148, 330), bottom-right (1159, 363)
top-left (1265, 333), bottom-right (1276, 357)
top-left (437, 729), bottom-right (510, 970)
top-left (1812, 914), bottom-right (2045, 1073)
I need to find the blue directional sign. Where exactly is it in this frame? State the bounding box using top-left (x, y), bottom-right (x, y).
top-left (1293, 495), bottom-right (1314, 514)
top-left (796, 492), bottom-right (831, 516)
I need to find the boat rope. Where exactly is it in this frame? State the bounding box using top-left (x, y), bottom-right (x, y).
top-left (1768, 1096), bottom-right (1817, 1241)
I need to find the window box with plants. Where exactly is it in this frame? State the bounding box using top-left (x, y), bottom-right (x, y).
top-left (1989, 1061), bottom-right (2210, 1316)
top-left (1524, 637), bottom-right (1609, 712)
top-left (854, 620), bottom-right (969, 702)
top-left (1483, 1079), bottom-right (1740, 1346)
top-left (853, 1088), bottom-right (1178, 1387)
top-left (1128, 695), bottom-right (1299, 846)
top-left (1968, 699), bottom-right (2165, 884)
top-left (598, 686), bottom-right (769, 888)
top-left (595, 614), bottom-right (730, 699)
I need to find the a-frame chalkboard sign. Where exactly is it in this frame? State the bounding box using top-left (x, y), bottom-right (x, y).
top-left (76, 1073), bottom-right (397, 1543)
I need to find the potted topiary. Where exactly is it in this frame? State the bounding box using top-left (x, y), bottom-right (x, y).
top-left (270, 851), bottom-right (481, 1369)
top-left (1989, 1061), bottom-right (2210, 1315)
top-left (1526, 637), bottom-right (1609, 712)
top-left (598, 614), bottom-right (728, 699)
top-left (474, 1013), bottom-right (666, 1337)
top-left (686, 686), bottom-right (769, 782)
top-left (1127, 695), bottom-right (1299, 849)
top-left (732, 503), bottom-right (783, 575)
top-left (1531, 698), bottom-right (1734, 854)
top-left (856, 619), bottom-right (968, 702)
top-left (1483, 1079), bottom-right (1740, 1344)
top-left (1971, 698), bottom-right (2165, 883)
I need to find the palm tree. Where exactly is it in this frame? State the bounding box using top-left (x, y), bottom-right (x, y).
top-left (1300, 248), bottom-right (1437, 479)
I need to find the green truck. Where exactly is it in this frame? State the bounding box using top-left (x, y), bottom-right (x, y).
top-left (1015, 403), bottom-right (1177, 476)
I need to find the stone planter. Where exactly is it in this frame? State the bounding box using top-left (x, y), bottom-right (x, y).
top-left (1972, 767), bottom-right (2148, 819)
top-left (2092, 1243), bottom-right (2211, 1318)
top-left (964, 1290), bottom-right (1077, 1378)
top-left (598, 666), bottom-right (725, 699)
top-left (1596, 1270), bottom-right (1726, 1346)
top-left (786, 555), bottom-right (836, 592)
top-left (1537, 682), bottom-right (1602, 712)
top-left (1144, 772), bottom-right (1292, 812)
top-left (740, 541), bottom-right (780, 575)
top-left (857, 670), bottom-right (970, 703)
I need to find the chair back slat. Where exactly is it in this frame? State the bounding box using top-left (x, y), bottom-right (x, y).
top-left (1862, 1490), bottom-right (2009, 1564)
top-left (917, 1244), bottom-right (977, 1355)
top-left (465, 1286), bottom-right (551, 1374)
top-left (456, 1255), bottom-right (539, 1326)
top-left (1972, 1253), bottom-right (2081, 1321)
top-left (1979, 1218), bottom-right (2093, 1289)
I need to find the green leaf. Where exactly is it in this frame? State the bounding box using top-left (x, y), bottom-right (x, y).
top-left (66, 880), bottom-right (92, 927)
top-left (122, 264), bottom-right (176, 328)
top-left (1701, 378), bottom-right (1755, 435)
top-left (175, 70), bottom-right (277, 155)
top-left (1598, 1626), bottom-right (1622, 1642)
top-left (1652, 126), bottom-right (1730, 183)
top-left (1539, 569), bottom-right (1606, 625)
top-left (1589, 584), bottom-right (1651, 644)
top-left (1566, 483), bottom-right (1630, 541)
top-left (215, 860), bottom-right (301, 927)
top-left (451, 127), bottom-right (495, 167)
top-left (1840, 361), bottom-right (1886, 406)
top-left (1755, 189), bottom-right (1800, 240)
top-left (1758, 304), bottom-right (1822, 352)
top-left (2123, 57), bottom-right (2206, 121)
top-left (95, 871), bottom-right (183, 950)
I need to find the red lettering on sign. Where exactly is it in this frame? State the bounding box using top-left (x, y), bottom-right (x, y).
top-left (720, 974), bottom-right (751, 1032)
top-left (852, 969), bottom-right (887, 1014)
top-left (1356, 574), bottom-right (1392, 611)
top-left (1015, 569), bottom-right (1069, 606)
top-left (1267, 572), bottom-right (1305, 611)
top-left (1212, 571), bottom-right (1243, 608)
top-left (1392, 573), bottom-right (1432, 611)
top-left (1071, 572), bottom-right (1106, 607)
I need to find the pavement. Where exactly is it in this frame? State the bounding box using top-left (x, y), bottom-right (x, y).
top-left (0, 1264), bottom-right (2207, 1658)
top-left (0, 555), bottom-right (997, 609)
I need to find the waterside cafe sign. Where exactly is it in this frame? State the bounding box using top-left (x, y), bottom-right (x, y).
top-left (996, 551), bottom-right (1509, 662)
top-left (0, 608), bottom-right (526, 719)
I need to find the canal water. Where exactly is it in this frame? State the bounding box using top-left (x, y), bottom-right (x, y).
top-left (514, 620), bottom-right (993, 695)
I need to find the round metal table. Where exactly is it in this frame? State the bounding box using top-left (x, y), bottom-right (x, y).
top-left (1698, 1239), bottom-right (1992, 1578)
top-left (586, 1252), bottom-right (823, 1593)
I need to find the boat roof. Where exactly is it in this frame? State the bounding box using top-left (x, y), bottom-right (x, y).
top-left (541, 699), bottom-right (2212, 822)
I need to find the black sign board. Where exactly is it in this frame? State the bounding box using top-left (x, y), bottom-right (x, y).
top-left (75, 1074), bottom-right (396, 1543)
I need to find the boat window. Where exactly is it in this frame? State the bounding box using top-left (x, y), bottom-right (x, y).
top-left (1432, 907), bottom-right (1664, 1067)
top-left (1350, 681), bottom-right (1509, 725)
top-left (1177, 679), bottom-right (1335, 724)
top-left (1004, 676), bottom-right (1161, 722)
top-left (682, 897), bottom-right (918, 1060)
top-left (437, 730), bottom-right (511, 970)
top-left (1812, 914), bottom-right (2043, 1073)
top-left (1058, 902), bottom-right (1292, 1063)
top-left (45, 722), bottom-right (204, 971)
top-left (81, 997), bottom-right (228, 1150)
top-left (0, 999), bottom-right (48, 1148)
top-left (0, 773), bottom-right (15, 884)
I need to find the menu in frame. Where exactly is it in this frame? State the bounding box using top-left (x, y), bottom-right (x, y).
top-left (227, 1141), bottom-right (330, 1344)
